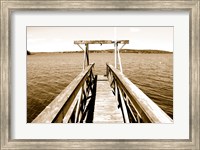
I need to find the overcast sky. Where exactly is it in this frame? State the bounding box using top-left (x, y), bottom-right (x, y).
top-left (27, 27), bottom-right (173, 52)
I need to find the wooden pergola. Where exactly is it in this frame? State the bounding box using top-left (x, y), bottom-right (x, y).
top-left (74, 40), bottom-right (129, 72)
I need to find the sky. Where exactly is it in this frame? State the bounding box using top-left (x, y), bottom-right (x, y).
top-left (27, 27), bottom-right (173, 52)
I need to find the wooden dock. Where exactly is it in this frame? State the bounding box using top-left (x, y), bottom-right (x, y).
top-left (93, 75), bottom-right (123, 123)
top-left (32, 40), bottom-right (173, 124)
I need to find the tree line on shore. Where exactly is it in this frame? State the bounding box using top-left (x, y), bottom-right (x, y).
top-left (27, 49), bottom-right (172, 54)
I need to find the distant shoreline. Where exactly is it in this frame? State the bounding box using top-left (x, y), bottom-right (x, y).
top-left (28, 49), bottom-right (173, 55)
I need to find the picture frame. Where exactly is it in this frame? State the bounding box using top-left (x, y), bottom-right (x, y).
top-left (1, 0), bottom-right (199, 149)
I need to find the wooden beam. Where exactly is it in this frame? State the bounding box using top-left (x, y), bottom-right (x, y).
top-left (85, 44), bottom-right (89, 66)
top-left (74, 40), bottom-right (129, 44)
top-left (74, 40), bottom-right (113, 44)
top-left (116, 40), bottom-right (129, 44)
top-left (62, 89), bottom-right (82, 123)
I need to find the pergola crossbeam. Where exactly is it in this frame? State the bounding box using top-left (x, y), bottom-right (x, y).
top-left (74, 40), bottom-right (129, 44)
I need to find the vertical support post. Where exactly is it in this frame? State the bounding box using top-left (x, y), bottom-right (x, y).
top-left (117, 44), bottom-right (126, 73)
top-left (114, 27), bottom-right (117, 69)
top-left (85, 44), bottom-right (89, 67)
top-left (114, 41), bottom-right (122, 119)
top-left (114, 41), bottom-right (118, 69)
top-left (83, 49), bottom-right (86, 70)
top-left (117, 45), bottom-right (123, 73)
top-left (80, 43), bottom-right (89, 121)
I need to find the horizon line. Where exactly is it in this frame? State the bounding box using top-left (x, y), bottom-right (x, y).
top-left (27, 49), bottom-right (173, 53)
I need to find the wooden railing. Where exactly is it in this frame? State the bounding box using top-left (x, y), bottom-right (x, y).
top-left (106, 63), bottom-right (173, 123)
top-left (32, 63), bottom-right (96, 123)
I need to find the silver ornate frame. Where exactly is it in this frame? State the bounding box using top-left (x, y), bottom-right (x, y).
top-left (1, 0), bottom-right (199, 149)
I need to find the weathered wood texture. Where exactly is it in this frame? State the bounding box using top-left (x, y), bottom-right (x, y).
top-left (74, 40), bottom-right (129, 44)
top-left (32, 63), bottom-right (95, 123)
top-left (62, 90), bottom-right (82, 123)
top-left (107, 63), bottom-right (173, 123)
top-left (93, 75), bottom-right (124, 123)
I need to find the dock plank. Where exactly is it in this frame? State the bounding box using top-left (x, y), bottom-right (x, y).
top-left (93, 75), bottom-right (124, 123)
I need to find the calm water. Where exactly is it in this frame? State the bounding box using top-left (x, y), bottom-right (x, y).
top-left (27, 52), bottom-right (173, 122)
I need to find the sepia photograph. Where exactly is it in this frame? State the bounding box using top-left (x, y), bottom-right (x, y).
top-left (1, 0), bottom-right (199, 149)
top-left (27, 27), bottom-right (173, 123)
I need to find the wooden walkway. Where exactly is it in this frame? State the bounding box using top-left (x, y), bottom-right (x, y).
top-left (93, 75), bottom-right (124, 123)
top-left (31, 39), bottom-right (173, 124)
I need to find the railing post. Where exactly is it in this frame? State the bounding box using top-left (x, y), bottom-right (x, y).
top-left (74, 89), bottom-right (82, 123)
top-left (118, 88), bottom-right (130, 123)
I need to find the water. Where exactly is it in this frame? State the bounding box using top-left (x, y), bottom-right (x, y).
top-left (27, 52), bottom-right (173, 122)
